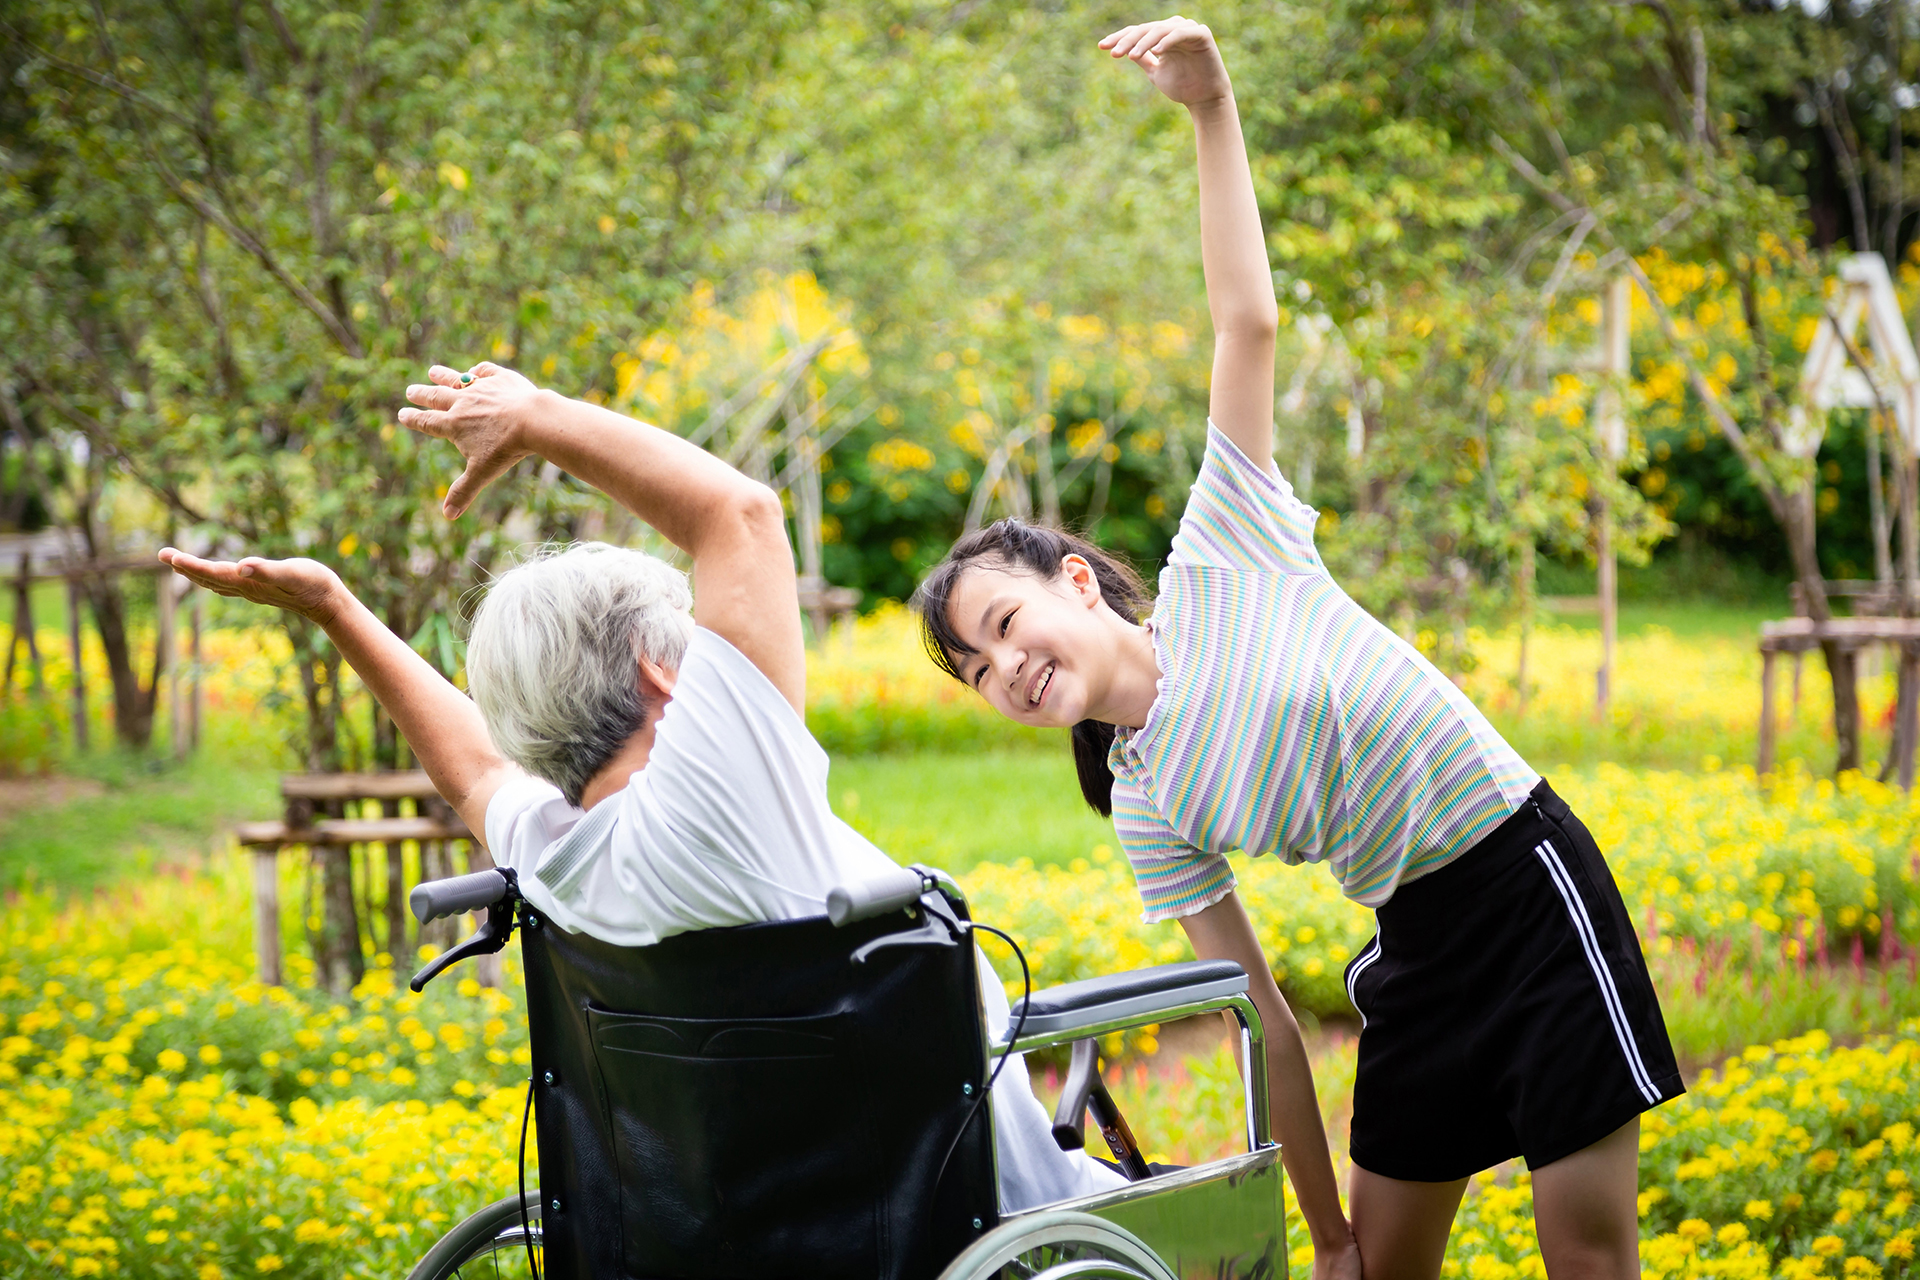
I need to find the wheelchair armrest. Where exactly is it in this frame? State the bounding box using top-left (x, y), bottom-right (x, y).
top-left (1003, 960), bottom-right (1248, 1046)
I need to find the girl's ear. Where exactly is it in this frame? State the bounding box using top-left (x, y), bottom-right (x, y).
top-left (1060, 553), bottom-right (1103, 607)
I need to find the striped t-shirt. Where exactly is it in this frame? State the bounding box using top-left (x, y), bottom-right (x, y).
top-left (1108, 424), bottom-right (1538, 921)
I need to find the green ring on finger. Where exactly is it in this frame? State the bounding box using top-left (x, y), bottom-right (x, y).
top-left (459, 372), bottom-right (474, 385)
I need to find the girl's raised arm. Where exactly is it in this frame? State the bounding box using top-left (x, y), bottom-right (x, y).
top-left (1103, 17), bottom-right (1278, 473)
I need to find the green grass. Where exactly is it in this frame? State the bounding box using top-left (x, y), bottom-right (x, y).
top-left (0, 750), bottom-right (278, 893)
top-left (829, 748), bottom-right (1117, 875)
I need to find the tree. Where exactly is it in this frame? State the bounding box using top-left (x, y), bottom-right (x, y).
top-left (2, 0), bottom-right (810, 991)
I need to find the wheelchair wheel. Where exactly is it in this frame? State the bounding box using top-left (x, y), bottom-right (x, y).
top-left (406, 1191), bottom-right (542, 1280)
top-left (937, 1209), bottom-right (1179, 1280)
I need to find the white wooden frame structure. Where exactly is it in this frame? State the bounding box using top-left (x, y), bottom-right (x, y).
top-left (1770, 251), bottom-right (1920, 784)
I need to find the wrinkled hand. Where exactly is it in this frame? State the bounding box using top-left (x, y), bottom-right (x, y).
top-left (397, 362), bottom-right (544, 518)
top-left (158, 549), bottom-right (344, 625)
top-left (1099, 16), bottom-right (1232, 108)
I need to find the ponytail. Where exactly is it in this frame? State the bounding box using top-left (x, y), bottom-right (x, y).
top-left (913, 519), bottom-right (1151, 816)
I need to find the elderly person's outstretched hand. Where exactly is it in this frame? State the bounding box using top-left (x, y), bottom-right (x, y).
top-left (398, 363), bottom-right (545, 518)
top-left (158, 549), bottom-right (345, 624)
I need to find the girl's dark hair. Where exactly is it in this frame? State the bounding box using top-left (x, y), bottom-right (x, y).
top-left (912, 519), bottom-right (1153, 817)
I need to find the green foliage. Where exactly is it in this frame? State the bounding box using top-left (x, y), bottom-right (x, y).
top-left (1, 0), bottom-right (813, 762)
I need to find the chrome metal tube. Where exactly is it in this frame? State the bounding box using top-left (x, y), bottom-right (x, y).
top-left (1002, 991), bottom-right (1272, 1153)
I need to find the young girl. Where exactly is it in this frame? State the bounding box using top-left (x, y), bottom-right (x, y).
top-left (916, 17), bottom-right (1681, 1280)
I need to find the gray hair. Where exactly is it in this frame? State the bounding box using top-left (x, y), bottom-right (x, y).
top-left (466, 542), bottom-right (695, 806)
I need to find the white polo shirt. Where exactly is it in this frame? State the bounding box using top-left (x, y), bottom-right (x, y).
top-left (484, 627), bottom-right (1123, 1211)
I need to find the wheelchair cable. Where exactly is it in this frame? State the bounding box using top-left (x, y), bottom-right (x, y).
top-left (518, 1074), bottom-right (541, 1280)
top-left (928, 922), bottom-right (1030, 1223)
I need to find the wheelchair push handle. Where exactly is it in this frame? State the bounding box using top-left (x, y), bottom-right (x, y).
top-left (411, 868), bottom-right (511, 925)
top-left (826, 865), bottom-right (929, 926)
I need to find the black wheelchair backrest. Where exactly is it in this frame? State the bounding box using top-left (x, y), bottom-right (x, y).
top-left (518, 890), bottom-right (999, 1280)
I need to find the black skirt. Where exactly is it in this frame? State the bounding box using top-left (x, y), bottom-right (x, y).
top-left (1343, 778), bottom-right (1685, 1182)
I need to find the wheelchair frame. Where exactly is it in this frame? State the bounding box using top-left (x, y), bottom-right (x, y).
top-left (404, 864), bottom-right (1288, 1280)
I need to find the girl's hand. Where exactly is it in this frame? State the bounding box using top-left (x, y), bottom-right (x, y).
top-left (1099, 16), bottom-right (1232, 108)
top-left (397, 362), bottom-right (545, 518)
top-left (158, 549), bottom-right (345, 625)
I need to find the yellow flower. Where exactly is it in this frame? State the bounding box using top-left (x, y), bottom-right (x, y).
top-left (1815, 1236), bottom-right (1848, 1257)
top-left (260, 1215), bottom-right (283, 1230)
top-left (197, 1266), bottom-right (223, 1280)
top-left (146, 1230), bottom-right (169, 1244)
top-left (255, 1255), bottom-right (284, 1272)
top-left (1718, 1223), bottom-right (1750, 1245)
top-left (1745, 1200), bottom-right (1774, 1220)
top-left (198, 1045), bottom-right (221, 1065)
top-left (156, 1049), bottom-right (187, 1073)
top-left (293, 1220), bottom-right (330, 1244)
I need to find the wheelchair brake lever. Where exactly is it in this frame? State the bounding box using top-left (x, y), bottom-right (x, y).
top-left (409, 884), bottom-right (519, 992)
top-left (1051, 1038), bottom-right (1099, 1150)
top-left (849, 891), bottom-right (968, 964)
top-left (1051, 1037), bottom-right (1152, 1180)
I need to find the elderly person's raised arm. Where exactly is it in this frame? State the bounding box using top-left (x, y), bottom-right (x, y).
top-left (398, 364), bottom-right (804, 712)
top-left (154, 551), bottom-right (517, 850)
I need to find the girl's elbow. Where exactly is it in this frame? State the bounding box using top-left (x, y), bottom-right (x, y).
top-left (1222, 307), bottom-right (1279, 344)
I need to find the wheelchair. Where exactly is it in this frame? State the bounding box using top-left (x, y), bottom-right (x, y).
top-left (401, 860), bottom-right (1288, 1280)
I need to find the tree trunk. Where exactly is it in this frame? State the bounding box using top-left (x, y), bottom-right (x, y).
top-left (82, 574), bottom-right (158, 749)
top-left (1782, 484), bottom-right (1864, 772)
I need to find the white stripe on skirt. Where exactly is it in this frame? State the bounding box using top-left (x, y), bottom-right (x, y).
top-left (1534, 839), bottom-right (1660, 1105)
top-left (1345, 936), bottom-right (1385, 1030)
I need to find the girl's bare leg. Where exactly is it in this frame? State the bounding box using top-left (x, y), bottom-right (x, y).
top-left (1531, 1119), bottom-right (1641, 1280)
top-left (1349, 1165), bottom-right (1468, 1280)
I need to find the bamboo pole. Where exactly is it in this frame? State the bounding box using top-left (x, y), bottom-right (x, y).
top-left (189, 588), bottom-right (203, 751)
top-left (67, 576), bottom-right (88, 751)
top-left (1594, 275), bottom-right (1631, 718)
top-left (166, 578), bottom-right (185, 759)
top-left (1758, 647), bottom-right (1778, 776)
top-left (156, 566), bottom-right (176, 755)
top-left (253, 848), bottom-right (282, 986)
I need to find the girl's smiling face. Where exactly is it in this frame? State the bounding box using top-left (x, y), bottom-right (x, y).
top-left (940, 555), bottom-right (1116, 729)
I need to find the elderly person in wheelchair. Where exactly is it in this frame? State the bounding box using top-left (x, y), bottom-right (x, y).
top-left (161, 362), bottom-right (1285, 1280)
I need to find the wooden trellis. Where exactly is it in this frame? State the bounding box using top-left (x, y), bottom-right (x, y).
top-left (671, 333), bottom-right (872, 640)
top-left (1767, 252), bottom-right (1920, 783)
